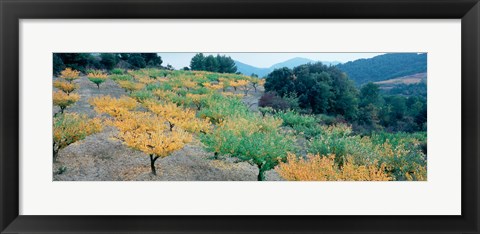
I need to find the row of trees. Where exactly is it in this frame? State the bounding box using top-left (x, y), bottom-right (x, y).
top-left (53, 53), bottom-right (163, 75)
top-left (52, 66), bottom-right (427, 181)
top-left (190, 53), bottom-right (237, 73)
top-left (262, 63), bottom-right (427, 133)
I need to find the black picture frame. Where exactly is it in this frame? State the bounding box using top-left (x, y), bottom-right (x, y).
top-left (1, 0), bottom-right (479, 233)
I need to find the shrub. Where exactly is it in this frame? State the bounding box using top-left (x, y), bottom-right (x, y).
top-left (53, 91), bottom-right (80, 114)
top-left (258, 92), bottom-right (291, 111)
top-left (274, 110), bottom-right (321, 139)
top-left (276, 153), bottom-right (391, 181)
top-left (130, 90), bottom-right (153, 103)
top-left (110, 68), bottom-right (124, 75)
top-left (53, 113), bottom-right (102, 161)
top-left (307, 124), bottom-right (427, 180)
top-left (110, 74), bottom-right (132, 81)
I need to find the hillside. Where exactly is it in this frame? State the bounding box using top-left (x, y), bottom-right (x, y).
top-left (336, 53), bottom-right (427, 85)
top-left (374, 72), bottom-right (427, 90)
top-left (53, 70), bottom-right (283, 181)
top-left (235, 57), bottom-right (340, 77)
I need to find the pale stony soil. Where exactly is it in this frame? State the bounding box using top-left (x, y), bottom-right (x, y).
top-left (53, 76), bottom-right (283, 181)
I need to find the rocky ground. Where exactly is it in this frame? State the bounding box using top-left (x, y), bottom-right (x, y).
top-left (53, 76), bottom-right (283, 181)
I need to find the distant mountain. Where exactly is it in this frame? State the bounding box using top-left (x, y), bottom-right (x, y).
top-left (234, 60), bottom-right (271, 77)
top-left (270, 57), bottom-right (316, 70)
top-left (336, 53), bottom-right (427, 86)
top-left (235, 57), bottom-right (340, 77)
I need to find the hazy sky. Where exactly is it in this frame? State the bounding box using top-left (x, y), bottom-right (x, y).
top-left (157, 53), bottom-right (384, 69)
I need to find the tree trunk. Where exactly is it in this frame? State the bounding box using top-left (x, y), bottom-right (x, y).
top-left (97, 84), bottom-right (100, 89)
top-left (257, 164), bottom-right (266, 181)
top-left (53, 149), bottom-right (59, 162)
top-left (150, 154), bottom-right (160, 175)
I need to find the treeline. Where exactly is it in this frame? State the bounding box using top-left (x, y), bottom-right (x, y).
top-left (336, 53), bottom-right (427, 85)
top-left (53, 53), bottom-right (163, 75)
top-left (261, 63), bottom-right (427, 133)
top-left (383, 82), bottom-right (427, 97)
top-left (190, 53), bottom-right (237, 73)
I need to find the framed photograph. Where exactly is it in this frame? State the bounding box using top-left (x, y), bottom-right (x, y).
top-left (1, 0), bottom-right (478, 233)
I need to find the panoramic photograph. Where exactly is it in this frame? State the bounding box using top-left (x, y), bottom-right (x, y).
top-left (52, 52), bottom-right (427, 181)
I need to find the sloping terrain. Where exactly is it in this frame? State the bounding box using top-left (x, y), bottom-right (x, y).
top-left (374, 72), bottom-right (427, 90)
top-left (53, 76), bottom-right (282, 181)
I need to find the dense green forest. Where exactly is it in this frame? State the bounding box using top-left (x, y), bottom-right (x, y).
top-left (336, 53), bottom-right (427, 85)
top-left (262, 63), bottom-right (427, 133)
top-left (53, 53), bottom-right (164, 74)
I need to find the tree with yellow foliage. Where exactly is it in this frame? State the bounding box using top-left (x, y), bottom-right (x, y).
top-left (135, 75), bottom-right (157, 85)
top-left (117, 80), bottom-right (145, 93)
top-left (53, 113), bottom-right (102, 161)
top-left (144, 100), bottom-right (210, 133)
top-left (250, 78), bottom-right (265, 92)
top-left (53, 80), bottom-right (78, 94)
top-left (53, 90), bottom-right (80, 114)
top-left (276, 153), bottom-right (391, 181)
top-left (202, 82), bottom-right (223, 91)
top-left (89, 95), bottom-right (138, 117)
top-left (60, 68), bottom-right (80, 83)
top-left (110, 111), bottom-right (192, 175)
top-left (181, 80), bottom-right (197, 91)
top-left (229, 79), bottom-right (245, 92)
top-left (235, 79), bottom-right (251, 96)
top-left (186, 93), bottom-right (208, 110)
top-left (87, 70), bottom-right (108, 89)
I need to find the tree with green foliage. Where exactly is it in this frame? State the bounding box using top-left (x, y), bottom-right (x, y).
top-left (360, 83), bottom-right (381, 106)
top-left (53, 54), bottom-right (66, 75)
top-left (266, 63), bottom-right (358, 118)
top-left (100, 53), bottom-right (118, 70)
top-left (264, 67), bottom-right (296, 96)
top-left (357, 83), bottom-right (382, 129)
top-left (204, 55), bottom-right (219, 72)
top-left (189, 53), bottom-right (237, 73)
top-left (190, 53), bottom-right (206, 71)
top-left (216, 54), bottom-right (237, 73)
top-left (141, 53), bottom-right (162, 67)
top-left (56, 53), bottom-right (97, 72)
top-left (201, 115), bottom-right (295, 181)
top-left (128, 54), bottom-right (147, 69)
